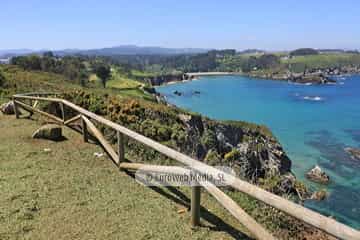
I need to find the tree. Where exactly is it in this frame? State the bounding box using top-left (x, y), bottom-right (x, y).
top-left (79, 69), bottom-right (88, 87)
top-left (95, 64), bottom-right (111, 88)
top-left (0, 69), bottom-right (5, 87)
top-left (257, 54), bottom-right (280, 69)
top-left (43, 51), bottom-right (54, 58)
top-left (290, 48), bottom-right (319, 57)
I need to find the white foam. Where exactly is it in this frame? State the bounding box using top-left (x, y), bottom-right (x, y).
top-left (303, 96), bottom-right (323, 101)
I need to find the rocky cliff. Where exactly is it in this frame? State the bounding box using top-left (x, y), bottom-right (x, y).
top-left (60, 90), bottom-right (296, 194)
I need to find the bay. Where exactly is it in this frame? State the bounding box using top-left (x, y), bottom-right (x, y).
top-left (156, 74), bottom-right (360, 228)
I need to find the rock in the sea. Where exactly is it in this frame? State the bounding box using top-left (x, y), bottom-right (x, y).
top-left (32, 124), bottom-right (63, 141)
top-left (306, 165), bottom-right (330, 184)
top-left (0, 101), bottom-right (15, 115)
top-left (344, 147), bottom-right (360, 161)
top-left (311, 189), bottom-right (328, 201)
top-left (173, 90), bottom-right (182, 96)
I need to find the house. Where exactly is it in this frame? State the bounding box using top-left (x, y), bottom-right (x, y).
top-left (0, 58), bottom-right (10, 64)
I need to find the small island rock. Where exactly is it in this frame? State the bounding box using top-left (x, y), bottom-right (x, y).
top-left (173, 90), bottom-right (182, 96)
top-left (311, 189), bottom-right (328, 201)
top-left (306, 165), bottom-right (330, 184)
top-left (345, 147), bottom-right (360, 161)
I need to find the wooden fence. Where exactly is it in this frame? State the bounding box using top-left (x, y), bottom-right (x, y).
top-left (12, 92), bottom-right (360, 240)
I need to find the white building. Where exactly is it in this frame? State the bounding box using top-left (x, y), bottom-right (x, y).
top-left (0, 58), bottom-right (10, 64)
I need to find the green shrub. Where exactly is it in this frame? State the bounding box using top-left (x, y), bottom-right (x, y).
top-left (224, 149), bottom-right (241, 161)
top-left (201, 129), bottom-right (217, 149)
top-left (0, 68), bottom-right (5, 87)
top-left (204, 150), bottom-right (222, 165)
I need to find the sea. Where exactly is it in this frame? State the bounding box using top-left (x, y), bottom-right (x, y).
top-left (156, 74), bottom-right (360, 228)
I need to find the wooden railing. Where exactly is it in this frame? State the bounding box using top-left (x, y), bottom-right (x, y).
top-left (12, 92), bottom-right (360, 240)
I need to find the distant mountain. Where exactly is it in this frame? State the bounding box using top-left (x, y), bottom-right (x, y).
top-left (237, 49), bottom-right (266, 55)
top-left (0, 45), bottom-right (210, 58)
top-left (0, 49), bottom-right (34, 58)
top-left (60, 45), bottom-right (210, 56)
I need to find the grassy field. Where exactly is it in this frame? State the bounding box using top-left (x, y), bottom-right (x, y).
top-left (282, 53), bottom-right (360, 71)
top-left (0, 113), bottom-right (257, 240)
top-left (0, 65), bottom-right (155, 102)
top-left (98, 67), bottom-right (154, 101)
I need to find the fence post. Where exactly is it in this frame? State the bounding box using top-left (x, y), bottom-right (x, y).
top-left (59, 102), bottom-right (65, 123)
top-left (191, 185), bottom-right (201, 227)
top-left (117, 131), bottom-right (125, 166)
top-left (13, 99), bottom-right (19, 119)
top-left (81, 116), bottom-right (88, 142)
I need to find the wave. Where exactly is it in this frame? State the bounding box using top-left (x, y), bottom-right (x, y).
top-left (288, 81), bottom-right (313, 86)
top-left (303, 96), bottom-right (324, 101)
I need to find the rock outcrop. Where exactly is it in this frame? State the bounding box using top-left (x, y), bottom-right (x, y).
top-left (147, 74), bottom-right (185, 86)
top-left (173, 90), bottom-right (182, 96)
top-left (32, 124), bottom-right (63, 141)
top-left (0, 101), bottom-right (15, 115)
top-left (345, 147), bottom-right (360, 161)
top-left (177, 114), bottom-right (292, 181)
top-left (292, 74), bottom-right (336, 85)
top-left (306, 165), bottom-right (330, 184)
top-left (310, 189), bottom-right (328, 201)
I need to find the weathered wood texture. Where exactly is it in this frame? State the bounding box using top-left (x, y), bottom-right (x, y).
top-left (14, 100), bottom-right (63, 123)
top-left (200, 181), bottom-right (276, 240)
top-left (119, 163), bottom-right (275, 240)
top-left (64, 114), bottom-right (81, 125)
top-left (13, 93), bottom-right (360, 240)
top-left (81, 115), bottom-right (88, 143)
top-left (117, 131), bottom-right (125, 165)
top-left (191, 186), bottom-right (201, 227)
top-left (81, 115), bottom-right (119, 164)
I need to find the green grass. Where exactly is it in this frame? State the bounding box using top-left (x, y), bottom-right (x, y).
top-left (0, 65), bottom-right (155, 102)
top-left (282, 53), bottom-right (360, 72)
top-left (0, 114), bottom-right (257, 240)
top-left (106, 67), bottom-right (155, 101)
top-left (88, 73), bottom-right (100, 83)
top-left (107, 68), bottom-right (143, 89)
top-left (131, 69), bottom-right (157, 78)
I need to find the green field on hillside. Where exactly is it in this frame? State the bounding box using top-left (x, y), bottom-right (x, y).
top-left (282, 53), bottom-right (360, 71)
top-left (0, 114), bottom-right (255, 240)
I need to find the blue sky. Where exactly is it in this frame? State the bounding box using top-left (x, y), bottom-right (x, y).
top-left (1, 0), bottom-right (359, 50)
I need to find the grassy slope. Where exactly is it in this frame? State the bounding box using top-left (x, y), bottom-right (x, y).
top-left (218, 53), bottom-right (360, 73)
top-left (0, 65), bottom-right (154, 103)
top-left (107, 68), bottom-right (155, 101)
top-left (282, 53), bottom-right (360, 71)
top-left (0, 114), bottom-right (254, 240)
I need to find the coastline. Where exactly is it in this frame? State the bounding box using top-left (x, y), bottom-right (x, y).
top-left (151, 66), bottom-right (360, 87)
top-left (185, 71), bottom-right (243, 77)
top-left (155, 73), bottom-right (360, 228)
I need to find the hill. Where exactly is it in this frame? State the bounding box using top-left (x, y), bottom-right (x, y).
top-left (0, 45), bottom-right (210, 58)
top-left (69, 45), bottom-right (210, 56)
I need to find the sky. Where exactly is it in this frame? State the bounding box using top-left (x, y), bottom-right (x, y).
top-left (1, 0), bottom-right (359, 51)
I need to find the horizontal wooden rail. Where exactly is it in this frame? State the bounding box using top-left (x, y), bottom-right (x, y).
top-left (64, 114), bottom-right (81, 125)
top-left (14, 100), bottom-right (63, 123)
top-left (13, 93), bottom-right (360, 240)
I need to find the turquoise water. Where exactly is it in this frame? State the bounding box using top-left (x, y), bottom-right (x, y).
top-left (156, 75), bottom-right (360, 228)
